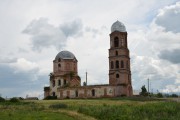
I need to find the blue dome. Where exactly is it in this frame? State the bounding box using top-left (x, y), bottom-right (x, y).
top-left (55, 51), bottom-right (76, 60)
top-left (111, 20), bottom-right (126, 32)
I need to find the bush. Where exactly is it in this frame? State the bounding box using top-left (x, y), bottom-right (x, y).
top-left (44, 96), bottom-right (57, 100)
top-left (0, 97), bottom-right (5, 102)
top-left (171, 94), bottom-right (178, 98)
top-left (49, 103), bottom-right (68, 109)
top-left (10, 98), bottom-right (19, 102)
top-left (156, 93), bottom-right (163, 98)
top-left (140, 85), bottom-right (148, 97)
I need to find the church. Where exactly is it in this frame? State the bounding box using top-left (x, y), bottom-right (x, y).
top-left (44, 21), bottom-right (133, 99)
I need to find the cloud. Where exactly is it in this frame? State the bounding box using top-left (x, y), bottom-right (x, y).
top-left (10, 58), bottom-right (39, 72)
top-left (161, 84), bottom-right (180, 93)
top-left (131, 54), bottom-right (179, 93)
top-left (60, 19), bottom-right (83, 37)
top-left (22, 18), bottom-right (83, 51)
top-left (0, 58), bottom-right (48, 98)
top-left (0, 57), bottom-right (16, 63)
top-left (158, 49), bottom-right (180, 64)
top-left (130, 2), bottom-right (180, 94)
top-left (155, 2), bottom-right (180, 33)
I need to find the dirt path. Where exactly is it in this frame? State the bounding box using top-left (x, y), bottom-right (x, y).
top-left (59, 110), bottom-right (97, 120)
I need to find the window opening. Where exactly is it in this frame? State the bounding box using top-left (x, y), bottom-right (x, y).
top-left (116, 74), bottom-right (119, 78)
top-left (121, 61), bottom-right (124, 68)
top-left (114, 37), bottom-right (119, 47)
top-left (92, 89), bottom-right (95, 96)
top-left (116, 60), bottom-right (119, 68)
top-left (58, 80), bottom-right (61, 86)
top-left (115, 51), bottom-right (118, 56)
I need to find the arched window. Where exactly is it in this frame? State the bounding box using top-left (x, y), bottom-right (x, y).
top-left (114, 37), bottom-right (119, 47)
top-left (58, 80), bottom-right (61, 86)
top-left (52, 92), bottom-right (55, 96)
top-left (121, 61), bottom-right (124, 68)
top-left (92, 89), bottom-right (95, 96)
top-left (116, 74), bottom-right (119, 78)
top-left (111, 61), bottom-right (114, 69)
top-left (115, 51), bottom-right (118, 56)
top-left (75, 90), bottom-right (78, 97)
top-left (116, 60), bottom-right (119, 68)
top-left (52, 80), bottom-right (55, 87)
top-left (58, 64), bottom-right (61, 67)
top-left (64, 79), bottom-right (66, 85)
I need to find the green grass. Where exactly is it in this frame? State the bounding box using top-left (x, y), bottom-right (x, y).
top-left (0, 110), bottom-right (75, 120)
top-left (0, 97), bottom-right (180, 120)
top-left (0, 101), bottom-right (75, 120)
top-left (78, 101), bottom-right (180, 120)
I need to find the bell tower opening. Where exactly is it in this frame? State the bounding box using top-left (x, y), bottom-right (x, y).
top-left (114, 37), bottom-right (119, 47)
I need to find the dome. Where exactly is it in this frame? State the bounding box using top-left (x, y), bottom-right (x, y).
top-left (55, 50), bottom-right (76, 60)
top-left (111, 20), bottom-right (126, 32)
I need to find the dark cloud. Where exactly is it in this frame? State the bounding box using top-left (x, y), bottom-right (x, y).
top-left (60, 19), bottom-right (83, 37)
top-left (0, 61), bottom-right (48, 98)
top-left (18, 48), bottom-right (29, 53)
top-left (158, 49), bottom-right (180, 64)
top-left (0, 58), bottom-right (16, 63)
top-left (155, 2), bottom-right (180, 33)
top-left (23, 18), bottom-right (83, 51)
top-left (85, 27), bottom-right (101, 38)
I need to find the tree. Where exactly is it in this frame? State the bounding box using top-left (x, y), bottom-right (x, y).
top-left (0, 97), bottom-right (5, 102)
top-left (140, 85), bottom-right (148, 96)
top-left (171, 94), bottom-right (178, 98)
top-left (83, 81), bottom-right (87, 86)
top-left (49, 72), bottom-right (54, 80)
top-left (69, 71), bottom-right (75, 79)
top-left (156, 92), bottom-right (163, 98)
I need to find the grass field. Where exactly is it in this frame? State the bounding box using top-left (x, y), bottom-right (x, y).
top-left (0, 97), bottom-right (180, 120)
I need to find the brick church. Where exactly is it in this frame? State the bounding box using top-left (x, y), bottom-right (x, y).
top-left (44, 21), bottom-right (133, 99)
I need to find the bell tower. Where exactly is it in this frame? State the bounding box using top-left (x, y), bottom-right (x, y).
top-left (109, 21), bottom-right (132, 96)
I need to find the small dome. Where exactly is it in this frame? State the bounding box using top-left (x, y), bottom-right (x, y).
top-left (111, 20), bottom-right (126, 32)
top-left (55, 50), bottom-right (76, 60)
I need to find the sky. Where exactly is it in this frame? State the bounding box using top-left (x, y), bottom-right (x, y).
top-left (0, 0), bottom-right (180, 98)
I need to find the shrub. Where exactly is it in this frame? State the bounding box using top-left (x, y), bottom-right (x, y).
top-left (10, 98), bottom-right (19, 102)
top-left (0, 97), bottom-right (5, 102)
top-left (140, 85), bottom-right (148, 96)
top-left (171, 94), bottom-right (178, 98)
top-left (49, 103), bottom-right (68, 109)
top-left (44, 96), bottom-right (57, 100)
top-left (120, 94), bottom-right (127, 97)
top-left (156, 93), bottom-right (163, 98)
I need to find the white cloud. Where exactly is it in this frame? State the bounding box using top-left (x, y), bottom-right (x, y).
top-left (22, 18), bottom-right (66, 51)
top-left (22, 18), bottom-right (83, 51)
top-left (10, 58), bottom-right (39, 72)
top-left (161, 85), bottom-right (180, 93)
top-left (155, 2), bottom-right (180, 33)
top-left (131, 53), bottom-right (180, 92)
top-left (20, 90), bottom-right (43, 99)
top-left (175, 73), bottom-right (180, 84)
